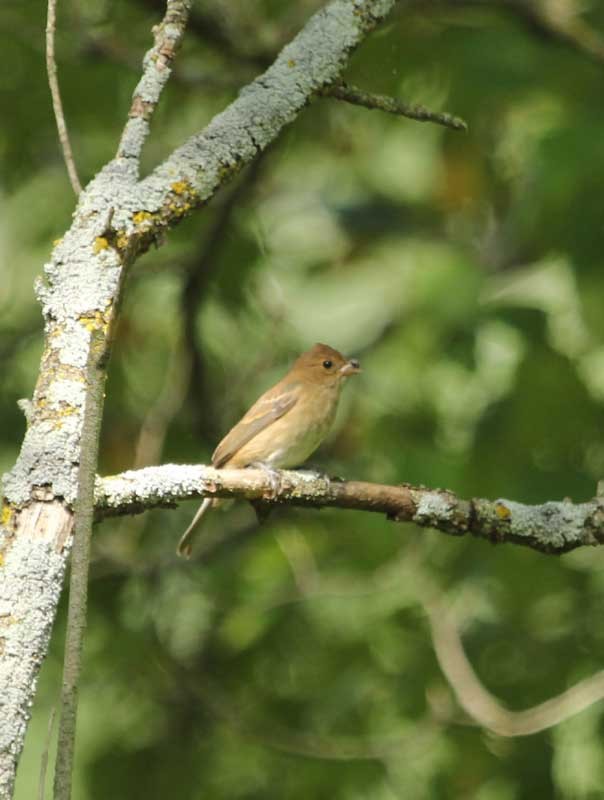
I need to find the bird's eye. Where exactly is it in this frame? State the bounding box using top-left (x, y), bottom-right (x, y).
top-left (322, 360), bottom-right (333, 370)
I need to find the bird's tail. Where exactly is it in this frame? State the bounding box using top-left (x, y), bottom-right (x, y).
top-left (176, 497), bottom-right (217, 558)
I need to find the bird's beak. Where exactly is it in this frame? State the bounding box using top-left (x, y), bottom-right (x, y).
top-left (339, 358), bottom-right (361, 376)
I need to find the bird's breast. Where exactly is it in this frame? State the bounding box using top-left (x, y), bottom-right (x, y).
top-left (231, 383), bottom-right (340, 469)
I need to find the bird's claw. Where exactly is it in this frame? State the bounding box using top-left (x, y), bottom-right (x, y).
top-left (250, 462), bottom-right (282, 500)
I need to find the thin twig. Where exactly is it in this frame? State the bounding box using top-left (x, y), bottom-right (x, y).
top-left (53, 340), bottom-right (106, 800)
top-left (46, 0), bottom-right (82, 195)
top-left (38, 705), bottom-right (56, 800)
top-left (324, 82), bottom-right (468, 132)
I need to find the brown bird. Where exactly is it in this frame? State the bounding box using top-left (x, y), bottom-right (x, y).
top-left (177, 343), bottom-right (361, 557)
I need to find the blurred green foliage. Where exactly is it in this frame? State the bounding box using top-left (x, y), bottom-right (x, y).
top-left (4, 0), bottom-right (604, 797)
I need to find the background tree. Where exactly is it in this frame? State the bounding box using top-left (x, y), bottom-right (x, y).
top-left (2, 1), bottom-right (604, 798)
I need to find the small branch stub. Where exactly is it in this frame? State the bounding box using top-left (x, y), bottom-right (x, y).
top-left (323, 82), bottom-right (468, 132)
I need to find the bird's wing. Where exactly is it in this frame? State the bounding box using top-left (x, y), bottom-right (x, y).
top-left (211, 383), bottom-right (299, 468)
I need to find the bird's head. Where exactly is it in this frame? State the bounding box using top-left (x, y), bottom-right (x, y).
top-left (291, 343), bottom-right (361, 387)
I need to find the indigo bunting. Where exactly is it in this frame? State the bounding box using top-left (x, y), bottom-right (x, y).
top-left (177, 343), bottom-right (360, 557)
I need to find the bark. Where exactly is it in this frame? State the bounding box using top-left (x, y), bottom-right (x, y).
top-left (96, 465), bottom-right (604, 555)
top-left (0, 1), bottom-right (398, 795)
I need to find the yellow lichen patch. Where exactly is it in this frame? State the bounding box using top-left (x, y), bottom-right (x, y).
top-left (218, 164), bottom-right (234, 180)
top-left (132, 210), bottom-right (153, 225)
top-left (116, 232), bottom-right (129, 251)
top-left (53, 238), bottom-right (63, 246)
top-left (54, 404), bottom-right (77, 420)
top-left (0, 552), bottom-right (4, 567)
top-left (55, 365), bottom-right (86, 383)
top-left (160, 182), bottom-right (200, 223)
top-left (171, 181), bottom-right (189, 195)
top-left (287, 59), bottom-right (296, 68)
top-left (79, 310), bottom-right (109, 335)
top-left (93, 236), bottom-right (109, 253)
top-left (495, 502), bottom-right (511, 520)
top-left (167, 201), bottom-right (192, 217)
top-left (1, 505), bottom-right (13, 528)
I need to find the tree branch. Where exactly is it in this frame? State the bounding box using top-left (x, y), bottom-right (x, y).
top-left (0, 2), bottom-right (399, 793)
top-left (95, 465), bottom-right (604, 555)
top-left (323, 82), bottom-right (468, 131)
top-left (139, 0), bottom-right (276, 69)
top-left (116, 0), bottom-right (191, 167)
top-left (52, 334), bottom-right (107, 800)
top-left (128, 0), bottom-right (399, 238)
top-left (46, 0), bottom-right (82, 195)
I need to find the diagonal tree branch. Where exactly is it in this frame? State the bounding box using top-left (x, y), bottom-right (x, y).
top-left (121, 0), bottom-right (400, 239)
top-left (95, 465), bottom-right (604, 555)
top-left (0, 2), bottom-right (399, 794)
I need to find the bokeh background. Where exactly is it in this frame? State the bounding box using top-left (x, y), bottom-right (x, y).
top-left (4, 0), bottom-right (604, 797)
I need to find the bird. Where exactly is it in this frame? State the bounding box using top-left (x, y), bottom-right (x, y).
top-left (177, 343), bottom-right (361, 557)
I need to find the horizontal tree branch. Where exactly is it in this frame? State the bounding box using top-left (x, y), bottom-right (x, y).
top-left (323, 82), bottom-right (468, 131)
top-left (95, 465), bottom-right (604, 554)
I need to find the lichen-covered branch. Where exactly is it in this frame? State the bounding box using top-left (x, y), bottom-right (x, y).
top-left (130, 0), bottom-right (399, 236)
top-left (116, 0), bottom-right (191, 166)
top-left (0, 1), bottom-right (399, 794)
top-left (323, 82), bottom-right (468, 131)
top-left (96, 465), bottom-right (604, 555)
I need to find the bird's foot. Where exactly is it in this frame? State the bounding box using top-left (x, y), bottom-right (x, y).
top-left (250, 462), bottom-right (282, 500)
